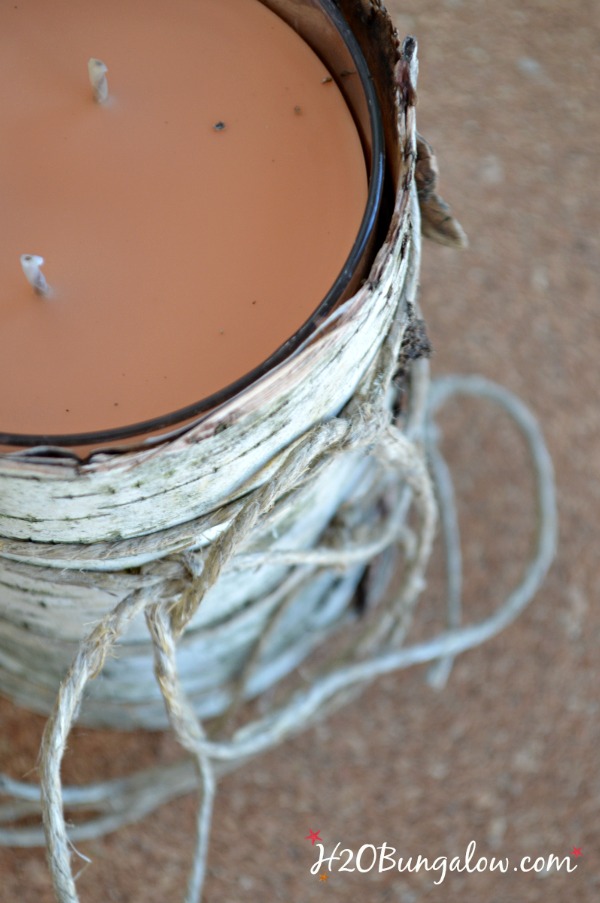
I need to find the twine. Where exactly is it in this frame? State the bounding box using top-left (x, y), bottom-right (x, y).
top-left (0, 344), bottom-right (557, 903)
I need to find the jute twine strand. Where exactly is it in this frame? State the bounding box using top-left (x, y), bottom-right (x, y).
top-left (38, 592), bottom-right (150, 903)
top-left (145, 603), bottom-right (216, 903)
top-left (13, 365), bottom-right (554, 903)
top-left (0, 367), bottom-right (557, 902)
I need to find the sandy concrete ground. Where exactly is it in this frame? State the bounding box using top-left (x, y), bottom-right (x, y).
top-left (1, 0), bottom-right (598, 900)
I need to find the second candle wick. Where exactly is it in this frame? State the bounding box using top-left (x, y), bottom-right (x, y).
top-left (88, 58), bottom-right (109, 104)
top-left (21, 255), bottom-right (50, 297)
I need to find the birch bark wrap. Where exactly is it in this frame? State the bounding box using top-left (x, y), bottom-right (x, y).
top-left (0, 3), bottom-right (420, 729)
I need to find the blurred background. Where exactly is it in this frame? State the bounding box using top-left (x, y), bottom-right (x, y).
top-left (1, 0), bottom-right (598, 900)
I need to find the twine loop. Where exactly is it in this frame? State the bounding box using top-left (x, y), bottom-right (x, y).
top-left (0, 360), bottom-right (557, 903)
top-left (0, 351), bottom-right (553, 903)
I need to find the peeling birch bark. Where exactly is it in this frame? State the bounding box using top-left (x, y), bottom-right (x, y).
top-left (0, 8), bottom-right (425, 727)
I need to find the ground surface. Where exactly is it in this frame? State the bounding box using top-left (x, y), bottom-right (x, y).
top-left (1, 1), bottom-right (599, 900)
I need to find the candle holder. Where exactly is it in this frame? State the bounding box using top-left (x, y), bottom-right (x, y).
top-left (0, 0), bottom-right (407, 722)
top-left (0, 3), bottom-right (556, 902)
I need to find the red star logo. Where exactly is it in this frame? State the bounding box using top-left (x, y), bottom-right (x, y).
top-left (572, 847), bottom-right (582, 857)
top-left (305, 829), bottom-right (322, 845)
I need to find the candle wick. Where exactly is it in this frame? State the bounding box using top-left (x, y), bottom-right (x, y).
top-left (20, 254), bottom-right (50, 296)
top-left (88, 58), bottom-right (109, 104)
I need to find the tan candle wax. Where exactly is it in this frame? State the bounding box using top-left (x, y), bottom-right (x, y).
top-left (0, 0), bottom-right (367, 441)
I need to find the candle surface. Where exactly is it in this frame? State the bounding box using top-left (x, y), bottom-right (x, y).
top-left (0, 0), bottom-right (367, 440)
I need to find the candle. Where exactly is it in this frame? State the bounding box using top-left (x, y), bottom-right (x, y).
top-left (0, 0), bottom-right (371, 446)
